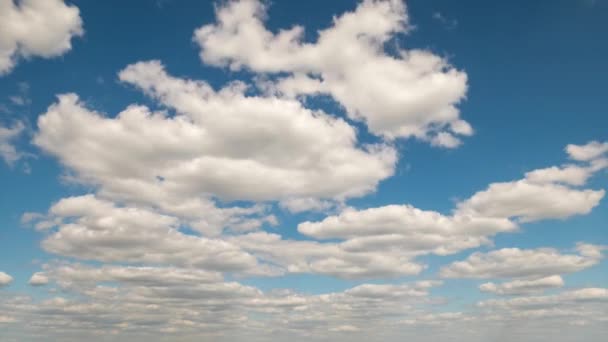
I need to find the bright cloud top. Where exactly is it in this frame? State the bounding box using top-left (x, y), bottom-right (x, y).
top-left (195, 0), bottom-right (471, 146)
top-left (0, 0), bottom-right (83, 74)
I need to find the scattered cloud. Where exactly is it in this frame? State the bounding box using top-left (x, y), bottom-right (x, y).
top-left (27, 272), bottom-right (48, 286)
top-left (480, 275), bottom-right (565, 296)
top-left (0, 0), bottom-right (83, 75)
top-left (0, 271), bottom-right (13, 287)
top-left (195, 0), bottom-right (471, 145)
top-left (440, 244), bottom-right (604, 279)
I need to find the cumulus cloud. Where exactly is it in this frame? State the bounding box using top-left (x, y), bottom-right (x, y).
top-left (566, 141), bottom-right (608, 161)
top-left (34, 61), bottom-right (396, 229)
top-left (0, 0), bottom-right (83, 74)
top-left (28, 272), bottom-right (48, 286)
top-left (455, 140), bottom-right (606, 222)
top-left (0, 271), bottom-right (13, 287)
top-left (456, 179), bottom-right (604, 222)
top-left (479, 275), bottom-right (564, 296)
top-left (194, 0), bottom-right (471, 145)
top-left (29, 195), bottom-right (269, 275)
top-left (440, 244), bottom-right (603, 279)
top-left (0, 121), bottom-right (25, 165)
top-left (229, 231), bottom-right (424, 279)
top-left (298, 204), bottom-right (515, 256)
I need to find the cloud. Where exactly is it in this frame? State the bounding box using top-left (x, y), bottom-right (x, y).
top-left (566, 141), bottom-right (608, 161)
top-left (479, 287), bottom-right (608, 310)
top-left (0, 271), bottom-right (13, 287)
top-left (30, 195), bottom-right (270, 275)
top-left (194, 0), bottom-right (471, 145)
top-left (0, 0), bottom-right (83, 75)
top-left (229, 231), bottom-right (424, 279)
top-left (28, 273), bottom-right (49, 287)
top-left (455, 140), bottom-right (606, 222)
top-left (456, 179), bottom-right (604, 222)
top-left (0, 265), bottom-right (441, 339)
top-left (0, 121), bottom-right (25, 165)
top-left (298, 204), bottom-right (515, 256)
top-left (479, 275), bottom-right (564, 296)
top-left (432, 12), bottom-right (458, 30)
top-left (34, 61), bottom-right (396, 227)
top-left (440, 244), bottom-right (603, 279)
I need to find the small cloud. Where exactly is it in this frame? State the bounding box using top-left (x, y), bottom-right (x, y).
top-left (433, 12), bottom-right (458, 30)
top-left (28, 272), bottom-right (49, 287)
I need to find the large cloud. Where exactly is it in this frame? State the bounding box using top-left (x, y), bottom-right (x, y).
top-left (194, 0), bottom-right (471, 145)
top-left (31, 195), bottom-right (269, 275)
top-left (0, 264), bottom-right (441, 340)
top-left (0, 0), bottom-right (83, 74)
top-left (34, 61), bottom-right (396, 232)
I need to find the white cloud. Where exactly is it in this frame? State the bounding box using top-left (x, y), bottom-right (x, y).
top-left (456, 142), bottom-right (606, 222)
top-left (456, 180), bottom-right (604, 222)
top-left (0, 0), bottom-right (83, 74)
top-left (440, 244), bottom-right (603, 279)
top-left (298, 204), bottom-right (515, 257)
top-left (0, 265), bottom-right (441, 339)
top-left (28, 272), bottom-right (48, 286)
top-left (229, 231), bottom-right (424, 279)
top-left (0, 121), bottom-right (24, 165)
top-left (479, 275), bottom-right (564, 296)
top-left (43, 263), bottom-right (223, 290)
top-left (0, 271), bottom-right (13, 287)
top-left (566, 141), bottom-right (608, 161)
top-left (194, 0), bottom-right (471, 144)
top-left (525, 165), bottom-right (596, 186)
top-left (479, 287), bottom-right (608, 310)
top-left (279, 197), bottom-right (338, 213)
top-left (31, 195), bottom-right (268, 275)
top-left (34, 61), bottom-right (396, 227)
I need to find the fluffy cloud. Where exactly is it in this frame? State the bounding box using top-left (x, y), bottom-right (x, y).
top-left (30, 195), bottom-right (268, 275)
top-left (0, 0), bottom-right (83, 74)
top-left (479, 275), bottom-right (564, 296)
top-left (34, 61), bottom-right (396, 230)
top-left (298, 204), bottom-right (515, 256)
top-left (229, 231), bottom-right (423, 279)
top-left (440, 244), bottom-right (603, 279)
top-left (0, 121), bottom-right (24, 165)
top-left (0, 271), bottom-right (13, 287)
top-left (456, 180), bottom-right (604, 222)
top-left (195, 0), bottom-right (471, 145)
top-left (566, 141), bottom-right (608, 161)
top-left (455, 141), bottom-right (606, 222)
top-left (27, 272), bottom-right (48, 286)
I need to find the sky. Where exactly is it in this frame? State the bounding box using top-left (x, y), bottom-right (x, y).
top-left (0, 0), bottom-right (607, 341)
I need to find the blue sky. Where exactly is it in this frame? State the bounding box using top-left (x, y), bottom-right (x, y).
top-left (0, 0), bottom-right (607, 341)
